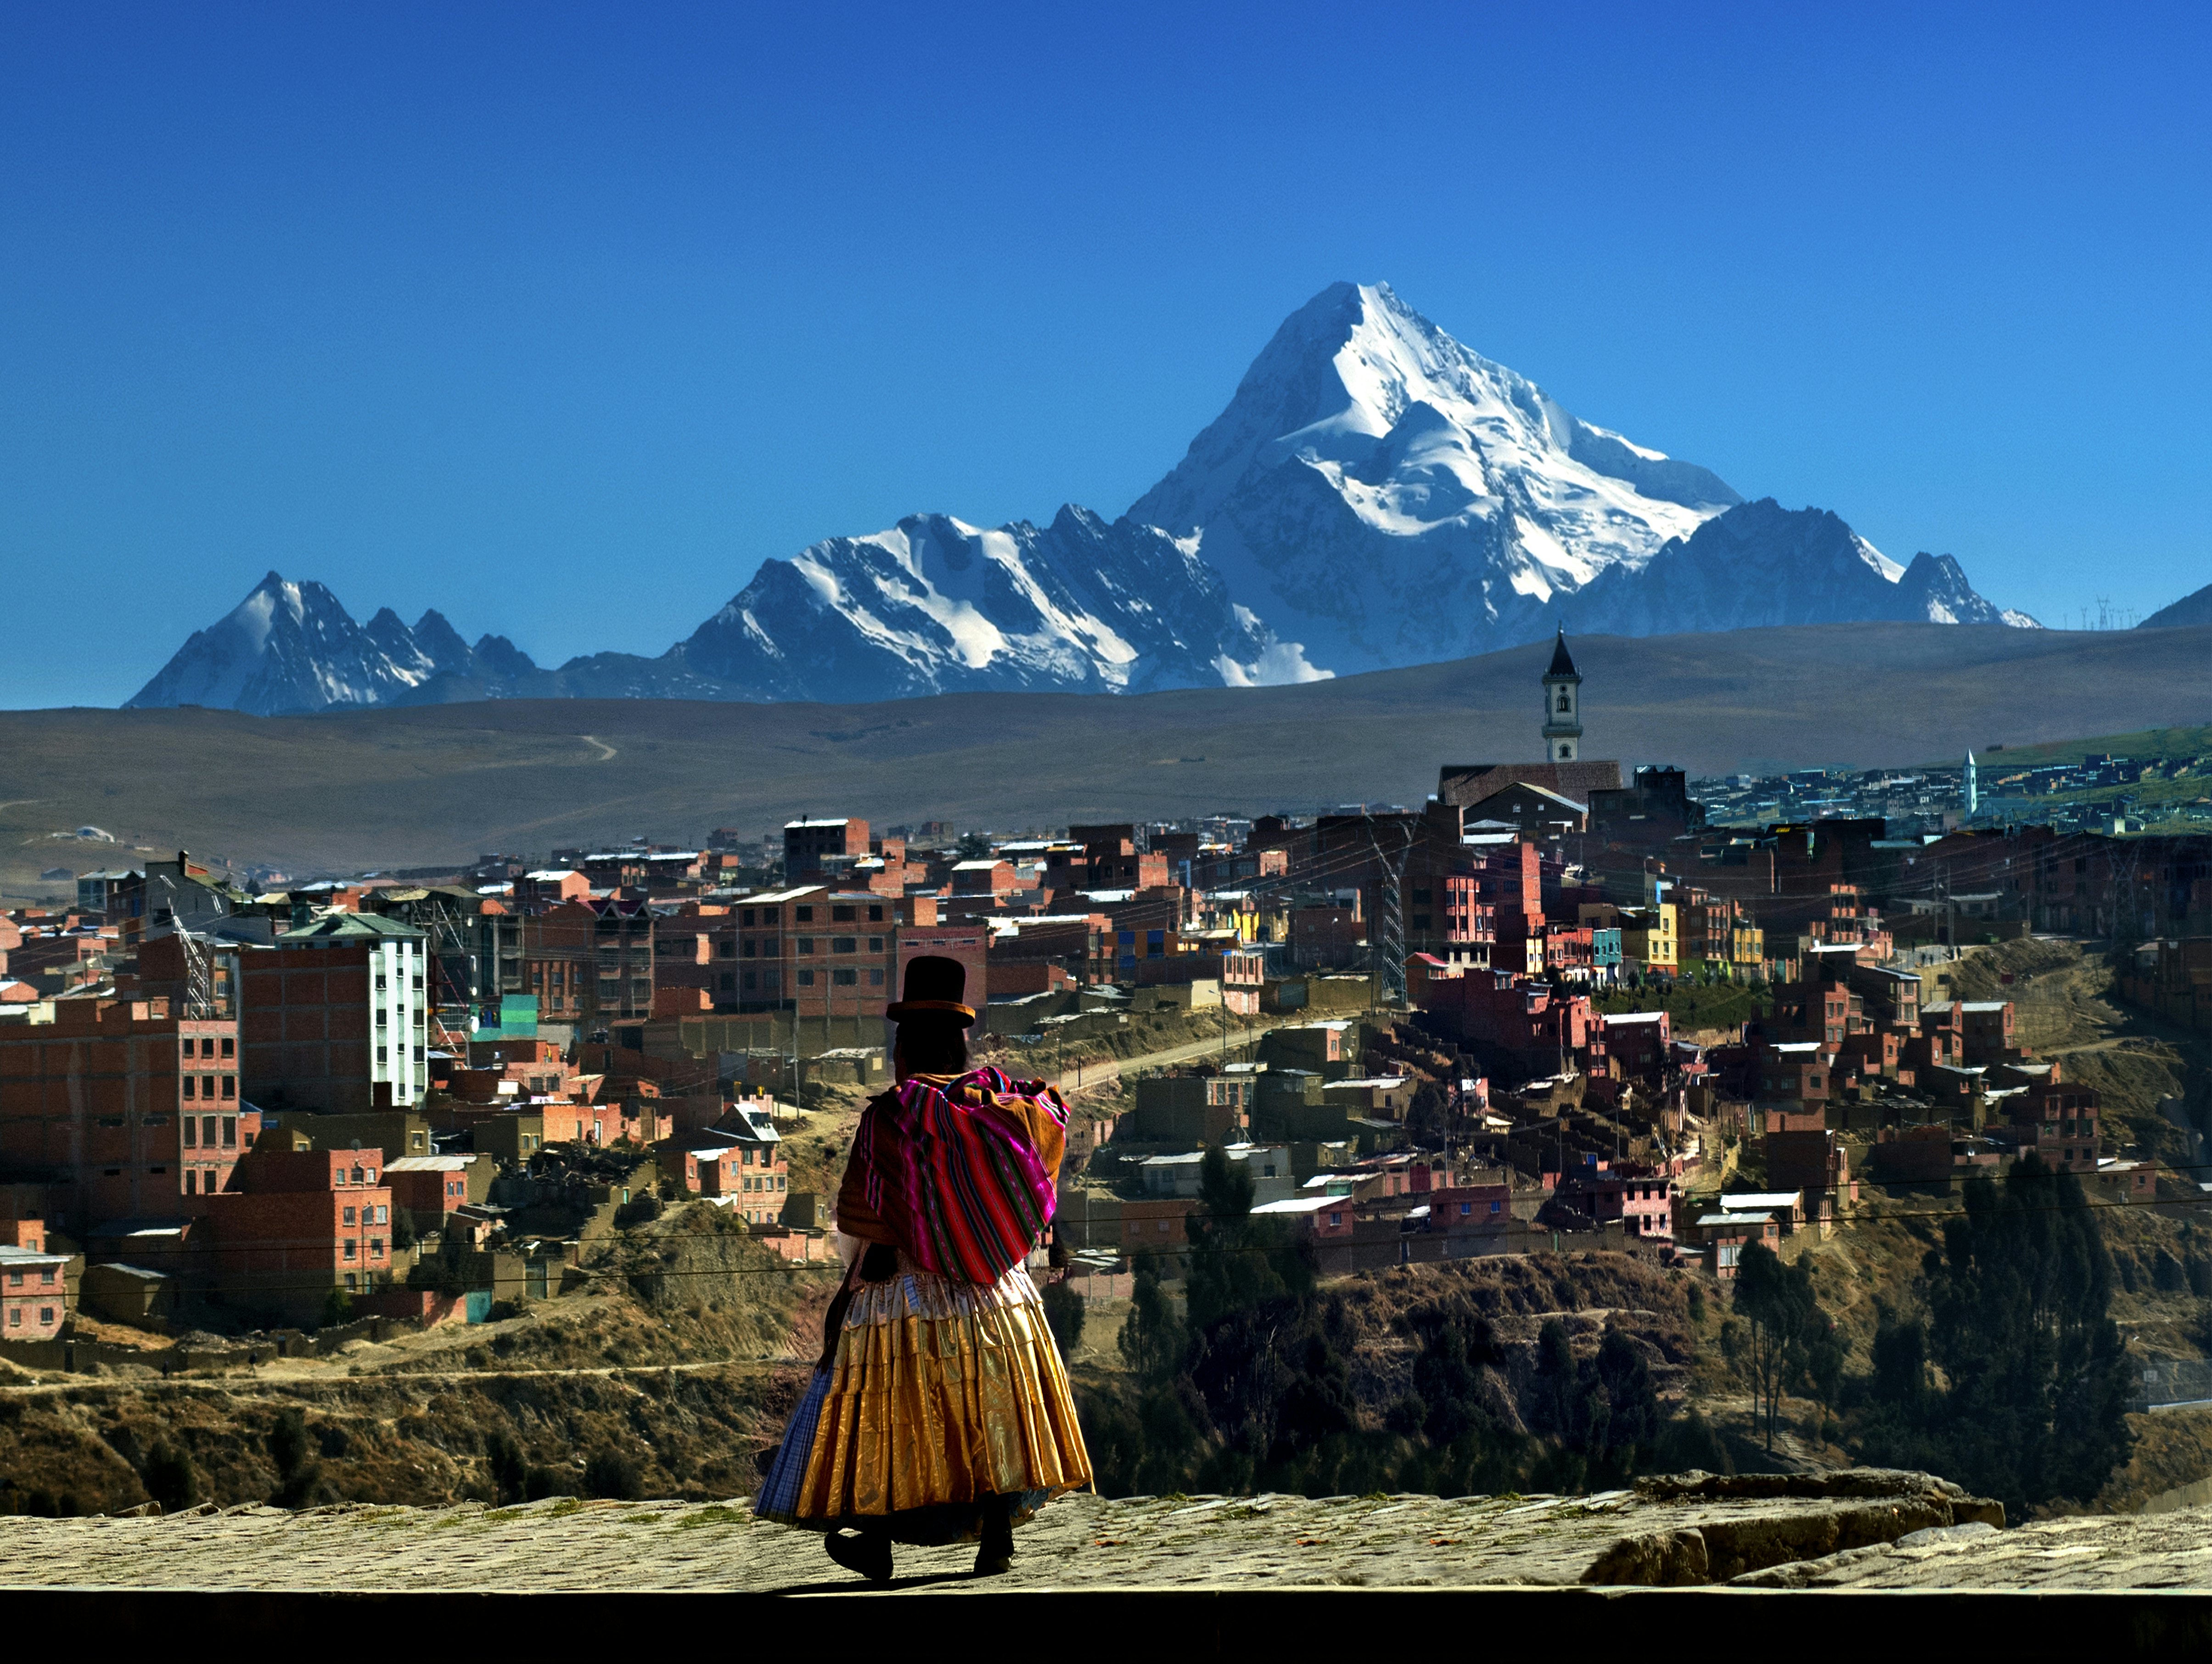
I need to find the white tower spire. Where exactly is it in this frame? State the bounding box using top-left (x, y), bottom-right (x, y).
top-left (1541, 626), bottom-right (1583, 763)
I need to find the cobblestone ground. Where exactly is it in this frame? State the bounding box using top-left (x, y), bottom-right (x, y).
top-left (7, 1474), bottom-right (2184, 1593)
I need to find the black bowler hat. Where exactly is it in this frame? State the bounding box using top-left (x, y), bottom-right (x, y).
top-left (886, 955), bottom-right (976, 1026)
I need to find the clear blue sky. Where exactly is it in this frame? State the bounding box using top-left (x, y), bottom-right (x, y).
top-left (2, 2), bottom-right (2206, 706)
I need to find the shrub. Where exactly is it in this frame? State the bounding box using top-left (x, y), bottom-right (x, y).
top-left (583, 1450), bottom-right (645, 1501)
top-left (1042, 1280), bottom-right (1085, 1356)
top-left (143, 1440), bottom-right (198, 1512)
top-left (268, 1407), bottom-right (322, 1508)
top-left (486, 1431), bottom-right (528, 1504)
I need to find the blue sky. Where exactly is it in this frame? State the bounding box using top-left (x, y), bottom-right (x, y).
top-left (2, 2), bottom-right (2206, 706)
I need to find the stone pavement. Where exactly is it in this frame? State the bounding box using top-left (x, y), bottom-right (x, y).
top-left (0, 1469), bottom-right (2095, 1594)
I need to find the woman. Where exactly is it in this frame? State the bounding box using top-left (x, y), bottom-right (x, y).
top-left (754, 955), bottom-right (1093, 1580)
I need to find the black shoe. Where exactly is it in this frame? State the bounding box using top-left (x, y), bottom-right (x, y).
top-left (825, 1530), bottom-right (893, 1582)
top-left (975, 1499), bottom-right (1016, 1576)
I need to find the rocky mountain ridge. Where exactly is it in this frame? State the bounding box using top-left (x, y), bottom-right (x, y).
top-left (127, 282), bottom-right (2036, 715)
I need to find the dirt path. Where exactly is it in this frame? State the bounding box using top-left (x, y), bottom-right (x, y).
top-left (1039, 1019), bottom-right (1294, 1092)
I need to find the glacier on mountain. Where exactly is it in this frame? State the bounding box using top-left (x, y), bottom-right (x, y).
top-left (124, 573), bottom-right (545, 716)
top-left (674, 506), bottom-right (1322, 702)
top-left (123, 280), bottom-right (2035, 715)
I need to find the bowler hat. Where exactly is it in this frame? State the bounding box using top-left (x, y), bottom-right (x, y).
top-left (886, 955), bottom-right (976, 1026)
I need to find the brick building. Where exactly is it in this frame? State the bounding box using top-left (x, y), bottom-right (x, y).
top-left (208, 1147), bottom-right (395, 1323)
top-left (520, 899), bottom-right (654, 1026)
top-left (0, 995), bottom-right (254, 1230)
top-left (241, 912), bottom-right (428, 1114)
top-left (784, 818), bottom-right (870, 879)
top-left (0, 1215), bottom-right (70, 1339)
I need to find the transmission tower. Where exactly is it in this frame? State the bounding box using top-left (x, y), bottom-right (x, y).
top-left (1372, 820), bottom-right (1414, 1008)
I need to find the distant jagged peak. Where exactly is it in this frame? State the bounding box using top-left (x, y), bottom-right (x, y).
top-left (1129, 279), bottom-right (1740, 543)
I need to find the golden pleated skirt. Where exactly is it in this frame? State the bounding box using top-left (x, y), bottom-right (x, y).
top-left (791, 1255), bottom-right (1093, 1531)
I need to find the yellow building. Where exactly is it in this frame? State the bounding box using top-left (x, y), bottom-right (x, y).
top-left (1617, 902), bottom-right (1678, 973)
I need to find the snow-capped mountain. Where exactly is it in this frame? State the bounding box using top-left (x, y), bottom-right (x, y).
top-left (1130, 281), bottom-right (2027, 668)
top-left (674, 506), bottom-right (1318, 701)
top-left (124, 280), bottom-right (2038, 715)
top-left (1556, 499), bottom-right (2037, 636)
top-left (124, 573), bottom-right (545, 716)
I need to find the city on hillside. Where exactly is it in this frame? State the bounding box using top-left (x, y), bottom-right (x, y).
top-left (2, 632), bottom-right (2199, 1360)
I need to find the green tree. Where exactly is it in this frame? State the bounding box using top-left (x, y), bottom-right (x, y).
top-left (1042, 1278), bottom-right (1086, 1356)
top-left (1733, 1242), bottom-right (1839, 1452)
top-left (1185, 1145), bottom-right (1312, 1332)
top-left (1858, 1155), bottom-right (2133, 1513)
top-left (1117, 1257), bottom-right (1185, 1381)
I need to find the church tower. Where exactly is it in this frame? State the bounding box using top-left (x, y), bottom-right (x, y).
top-left (1541, 627), bottom-right (1583, 762)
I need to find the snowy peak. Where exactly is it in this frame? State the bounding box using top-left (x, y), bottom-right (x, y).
top-left (1128, 281), bottom-right (1748, 673)
top-left (126, 575), bottom-right (539, 715)
top-left (1555, 499), bottom-right (2032, 638)
top-left (677, 506), bottom-right (1321, 702)
top-left (123, 279), bottom-right (2039, 715)
top-left (1133, 281), bottom-right (1740, 541)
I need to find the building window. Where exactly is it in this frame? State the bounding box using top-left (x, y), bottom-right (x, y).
top-left (202, 1115), bottom-right (217, 1146)
top-left (343, 1240), bottom-right (357, 1260)
top-left (220, 1076), bottom-right (236, 1099)
top-left (796, 906), bottom-right (813, 922)
top-left (869, 968), bottom-right (884, 986)
top-left (179, 1040), bottom-right (192, 1062)
top-left (797, 969), bottom-right (815, 988)
top-left (832, 937), bottom-right (856, 954)
top-left (343, 1206), bottom-right (357, 1225)
top-left (743, 971), bottom-right (758, 990)
top-left (371, 1239), bottom-right (385, 1259)
top-left (182, 1077), bottom-right (196, 1100)
top-left (868, 936), bottom-right (883, 952)
top-left (344, 1272), bottom-right (357, 1290)
top-left (832, 968), bottom-right (858, 986)
top-left (832, 905), bottom-right (856, 922)
top-left (796, 937), bottom-right (814, 956)
top-left (183, 1118), bottom-right (197, 1147)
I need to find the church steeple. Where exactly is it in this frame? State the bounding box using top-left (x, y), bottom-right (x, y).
top-left (1541, 625), bottom-right (1583, 763)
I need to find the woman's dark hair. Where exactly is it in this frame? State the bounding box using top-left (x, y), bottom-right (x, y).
top-left (895, 1016), bottom-right (969, 1076)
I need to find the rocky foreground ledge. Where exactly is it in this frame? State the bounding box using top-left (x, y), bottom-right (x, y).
top-left (12, 1472), bottom-right (2212, 1653)
top-left (3, 1468), bottom-right (2195, 1593)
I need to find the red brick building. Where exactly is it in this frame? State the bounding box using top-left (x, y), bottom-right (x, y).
top-left (519, 898), bottom-right (654, 1025)
top-left (0, 1215), bottom-right (69, 1339)
top-left (208, 1147), bottom-right (394, 1323)
top-left (784, 817), bottom-right (870, 878)
top-left (382, 1153), bottom-right (486, 1231)
top-left (240, 912), bottom-right (429, 1115)
top-left (0, 995), bottom-right (253, 1231)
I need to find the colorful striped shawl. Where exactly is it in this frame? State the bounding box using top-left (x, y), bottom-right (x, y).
top-left (857, 1066), bottom-right (1066, 1285)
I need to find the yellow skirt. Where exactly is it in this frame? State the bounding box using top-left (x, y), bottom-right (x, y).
top-left (791, 1254), bottom-right (1093, 1535)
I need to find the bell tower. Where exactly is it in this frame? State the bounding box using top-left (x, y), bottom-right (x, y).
top-left (1541, 626), bottom-right (1583, 763)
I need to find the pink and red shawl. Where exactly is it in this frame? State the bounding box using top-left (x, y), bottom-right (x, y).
top-left (855, 1066), bottom-right (1066, 1285)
